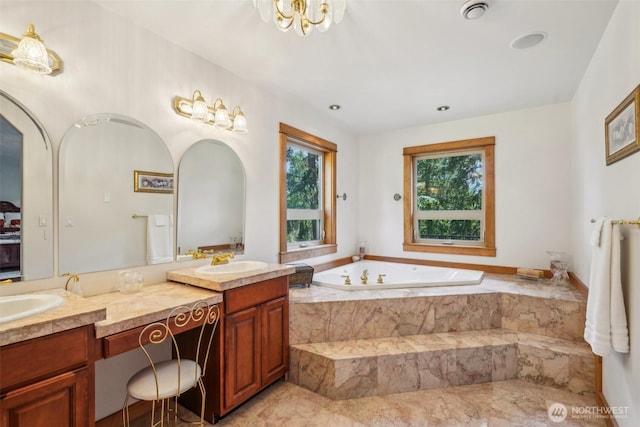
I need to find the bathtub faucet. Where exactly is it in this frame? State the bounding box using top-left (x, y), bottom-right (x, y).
top-left (361, 269), bottom-right (368, 284)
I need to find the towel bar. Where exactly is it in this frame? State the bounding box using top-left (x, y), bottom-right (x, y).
top-left (590, 217), bottom-right (640, 227)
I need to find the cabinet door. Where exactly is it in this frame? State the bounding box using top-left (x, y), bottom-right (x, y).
top-left (261, 296), bottom-right (288, 385)
top-left (0, 368), bottom-right (89, 427)
top-left (224, 306), bottom-right (261, 409)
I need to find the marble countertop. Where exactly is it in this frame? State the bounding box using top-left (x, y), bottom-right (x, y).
top-left (0, 289), bottom-right (106, 347)
top-left (87, 282), bottom-right (223, 338)
top-left (167, 263), bottom-right (296, 292)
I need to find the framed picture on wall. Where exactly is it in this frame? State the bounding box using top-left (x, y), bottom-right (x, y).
top-left (605, 84), bottom-right (640, 165)
top-left (133, 170), bottom-right (174, 193)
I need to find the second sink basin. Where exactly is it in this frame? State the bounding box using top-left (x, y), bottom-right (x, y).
top-left (0, 294), bottom-right (65, 324)
top-left (195, 261), bottom-right (268, 277)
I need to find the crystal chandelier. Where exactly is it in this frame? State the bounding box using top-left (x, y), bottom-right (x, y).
top-left (252, 0), bottom-right (346, 36)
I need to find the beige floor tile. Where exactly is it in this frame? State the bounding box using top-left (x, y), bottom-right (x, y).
top-left (132, 379), bottom-right (606, 426)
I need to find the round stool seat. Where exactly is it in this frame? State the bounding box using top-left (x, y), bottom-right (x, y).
top-left (127, 359), bottom-right (201, 401)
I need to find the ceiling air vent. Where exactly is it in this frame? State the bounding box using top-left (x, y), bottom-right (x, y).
top-left (460, 0), bottom-right (490, 20)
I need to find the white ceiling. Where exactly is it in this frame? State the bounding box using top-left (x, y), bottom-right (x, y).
top-left (94, 0), bottom-right (618, 135)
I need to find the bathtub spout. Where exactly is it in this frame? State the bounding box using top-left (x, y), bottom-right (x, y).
top-left (377, 274), bottom-right (386, 284)
top-left (361, 269), bottom-right (368, 284)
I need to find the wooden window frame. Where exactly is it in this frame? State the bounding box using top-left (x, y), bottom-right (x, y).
top-left (403, 136), bottom-right (496, 257)
top-left (279, 123), bottom-right (337, 263)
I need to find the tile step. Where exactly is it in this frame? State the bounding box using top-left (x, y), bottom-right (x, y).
top-left (289, 328), bottom-right (594, 400)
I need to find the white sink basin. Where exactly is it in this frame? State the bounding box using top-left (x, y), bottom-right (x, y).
top-left (195, 261), bottom-right (268, 277)
top-left (0, 294), bottom-right (65, 324)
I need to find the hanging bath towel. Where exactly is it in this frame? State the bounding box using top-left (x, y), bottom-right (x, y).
top-left (584, 218), bottom-right (629, 356)
top-left (146, 214), bottom-right (173, 264)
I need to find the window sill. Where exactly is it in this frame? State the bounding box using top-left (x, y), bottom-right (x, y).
top-left (403, 242), bottom-right (496, 257)
top-left (279, 244), bottom-right (337, 264)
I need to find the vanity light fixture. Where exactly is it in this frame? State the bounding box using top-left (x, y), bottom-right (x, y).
top-left (252, 0), bottom-right (346, 36)
top-left (172, 90), bottom-right (248, 133)
top-left (0, 24), bottom-right (62, 75)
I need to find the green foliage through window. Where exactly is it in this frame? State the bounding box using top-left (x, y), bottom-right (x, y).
top-left (415, 152), bottom-right (483, 241)
top-left (286, 144), bottom-right (322, 243)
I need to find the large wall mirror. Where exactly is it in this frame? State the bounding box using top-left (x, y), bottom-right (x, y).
top-left (177, 139), bottom-right (245, 256)
top-left (0, 91), bottom-right (54, 281)
top-left (59, 114), bottom-right (174, 274)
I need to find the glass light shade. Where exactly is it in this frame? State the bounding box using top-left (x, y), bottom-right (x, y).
top-left (317, 14), bottom-right (332, 32)
top-left (214, 106), bottom-right (230, 128)
top-left (11, 29), bottom-right (52, 74)
top-left (190, 99), bottom-right (209, 121)
top-left (333, 0), bottom-right (346, 23)
top-left (232, 112), bottom-right (248, 133)
top-left (255, 0), bottom-right (273, 23)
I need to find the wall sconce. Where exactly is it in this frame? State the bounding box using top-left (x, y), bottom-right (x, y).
top-left (0, 24), bottom-right (62, 75)
top-left (172, 90), bottom-right (248, 133)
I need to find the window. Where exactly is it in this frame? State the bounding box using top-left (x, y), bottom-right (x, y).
top-left (403, 137), bottom-right (496, 256)
top-left (279, 123), bottom-right (337, 263)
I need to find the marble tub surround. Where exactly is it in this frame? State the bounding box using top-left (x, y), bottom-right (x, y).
top-left (87, 282), bottom-right (223, 338)
top-left (167, 263), bottom-right (295, 292)
top-left (501, 293), bottom-right (586, 341)
top-left (288, 273), bottom-right (594, 402)
top-left (289, 274), bottom-right (586, 345)
top-left (289, 329), bottom-right (594, 400)
top-left (0, 289), bottom-right (106, 346)
top-left (290, 273), bottom-right (585, 304)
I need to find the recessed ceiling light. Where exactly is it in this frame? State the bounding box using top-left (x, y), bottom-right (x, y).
top-left (437, 105), bottom-right (450, 112)
top-left (329, 104), bottom-right (341, 110)
top-left (510, 32), bottom-right (547, 49)
top-left (460, 0), bottom-right (490, 20)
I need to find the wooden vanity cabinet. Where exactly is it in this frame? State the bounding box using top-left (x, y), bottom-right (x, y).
top-left (0, 325), bottom-right (95, 427)
top-left (178, 275), bottom-right (289, 422)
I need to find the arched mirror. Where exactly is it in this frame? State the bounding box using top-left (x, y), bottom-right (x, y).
top-left (0, 91), bottom-right (54, 281)
top-left (59, 114), bottom-right (174, 274)
top-left (177, 139), bottom-right (245, 256)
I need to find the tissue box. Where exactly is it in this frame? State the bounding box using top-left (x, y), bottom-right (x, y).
top-left (287, 264), bottom-right (314, 288)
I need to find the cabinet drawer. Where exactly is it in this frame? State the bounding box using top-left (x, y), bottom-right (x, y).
top-left (0, 326), bottom-right (90, 392)
top-left (225, 276), bottom-right (288, 314)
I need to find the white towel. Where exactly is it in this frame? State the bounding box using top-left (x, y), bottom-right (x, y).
top-left (590, 218), bottom-right (604, 246)
top-left (584, 218), bottom-right (630, 356)
top-left (146, 214), bottom-right (173, 265)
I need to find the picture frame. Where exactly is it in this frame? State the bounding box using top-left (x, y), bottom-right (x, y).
top-left (133, 170), bottom-right (174, 193)
top-left (605, 84), bottom-right (640, 165)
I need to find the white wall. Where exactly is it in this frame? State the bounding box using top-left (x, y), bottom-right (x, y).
top-left (0, 1), bottom-right (359, 419)
top-left (570, 1), bottom-right (640, 424)
top-left (359, 102), bottom-right (573, 270)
